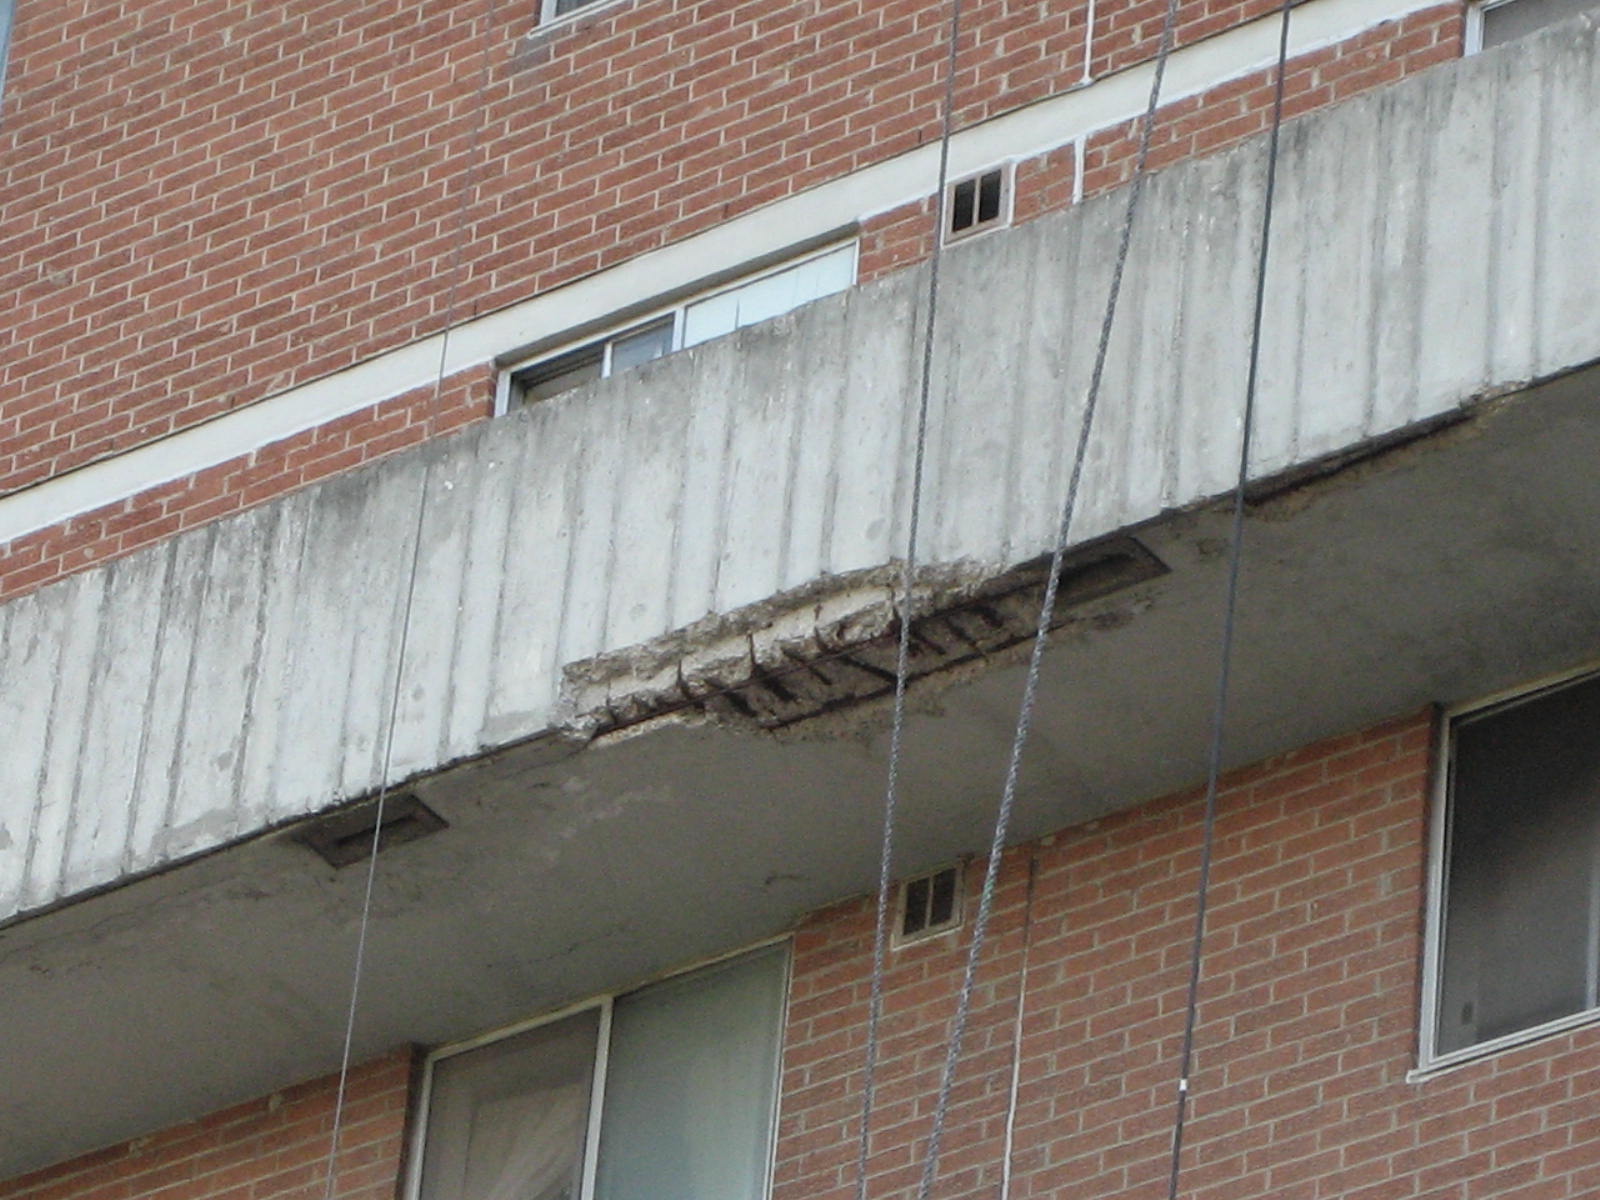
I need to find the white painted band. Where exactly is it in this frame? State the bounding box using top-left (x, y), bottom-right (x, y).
top-left (0, 0), bottom-right (1443, 549)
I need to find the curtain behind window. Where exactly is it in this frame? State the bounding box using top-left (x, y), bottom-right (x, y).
top-left (593, 944), bottom-right (787, 1200)
top-left (419, 1008), bottom-right (600, 1200)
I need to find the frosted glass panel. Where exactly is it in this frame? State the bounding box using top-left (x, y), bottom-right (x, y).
top-left (420, 1009), bottom-right (600, 1200)
top-left (681, 291), bottom-right (742, 348)
top-left (593, 945), bottom-right (787, 1200)
top-left (682, 244), bottom-right (855, 349)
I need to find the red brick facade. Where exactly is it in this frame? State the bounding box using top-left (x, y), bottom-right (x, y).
top-left (1, 0), bottom-right (1460, 602)
top-left (10, 712), bottom-right (1600, 1199)
top-left (776, 712), bottom-right (1600, 1200)
top-left (0, 1055), bottom-right (413, 1200)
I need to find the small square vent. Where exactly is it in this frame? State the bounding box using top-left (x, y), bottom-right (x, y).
top-left (898, 864), bottom-right (963, 943)
top-left (295, 792), bottom-right (446, 868)
top-left (946, 166), bottom-right (1009, 241)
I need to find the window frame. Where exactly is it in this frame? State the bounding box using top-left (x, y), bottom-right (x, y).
top-left (0, 0), bottom-right (14, 107)
top-left (1464, 0), bottom-right (1596, 52)
top-left (1462, 0), bottom-right (1512, 52)
top-left (536, 0), bottom-right (629, 32)
top-left (495, 239), bottom-right (859, 415)
top-left (403, 936), bottom-right (792, 1200)
top-left (1416, 661), bottom-right (1600, 1076)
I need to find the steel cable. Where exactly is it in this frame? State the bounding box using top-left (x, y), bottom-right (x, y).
top-left (318, 5), bottom-right (501, 1199)
top-left (908, 0), bottom-right (1190, 1194)
top-left (1163, 1), bottom-right (1294, 1195)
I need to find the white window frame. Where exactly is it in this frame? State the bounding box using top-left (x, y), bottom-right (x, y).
top-left (403, 936), bottom-right (792, 1200)
top-left (536, 0), bottom-right (630, 32)
top-left (1463, 0), bottom-right (1597, 52)
top-left (0, 0), bottom-right (14, 106)
top-left (1463, 0), bottom-right (1498, 52)
top-left (1414, 660), bottom-right (1600, 1077)
top-left (494, 239), bottom-right (859, 415)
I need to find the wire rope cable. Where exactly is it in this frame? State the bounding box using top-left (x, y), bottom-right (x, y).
top-left (852, 0), bottom-right (970, 1196)
top-left (998, 851), bottom-right (1041, 1200)
top-left (910, 0), bottom-right (1186, 1193)
top-left (1163, 2), bottom-right (1293, 1195)
top-left (317, 6), bottom-right (501, 1199)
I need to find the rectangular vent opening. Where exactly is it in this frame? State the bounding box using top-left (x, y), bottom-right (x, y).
top-left (1050, 536), bottom-right (1170, 616)
top-left (898, 864), bottom-right (963, 943)
top-left (947, 166), bottom-right (1010, 241)
top-left (295, 792), bottom-right (447, 869)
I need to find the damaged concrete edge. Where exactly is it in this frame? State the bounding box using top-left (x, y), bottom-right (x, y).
top-left (561, 390), bottom-right (1536, 747)
top-left (561, 535), bottom-right (1172, 745)
top-left (0, 385), bottom-right (1547, 936)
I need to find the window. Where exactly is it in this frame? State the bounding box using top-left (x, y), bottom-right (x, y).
top-left (945, 166), bottom-right (1011, 242)
top-left (897, 864), bottom-right (963, 943)
top-left (541, 0), bottom-right (611, 24)
top-left (1466, 0), bottom-right (1598, 51)
top-left (413, 943), bottom-right (788, 1200)
top-left (504, 242), bottom-right (856, 409)
top-left (1425, 669), bottom-right (1600, 1064)
top-left (0, 0), bottom-right (14, 106)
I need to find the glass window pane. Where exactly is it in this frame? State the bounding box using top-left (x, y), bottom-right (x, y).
top-left (1481, 0), bottom-right (1597, 48)
top-left (951, 178), bottom-right (977, 231)
top-left (594, 945), bottom-right (787, 1200)
top-left (929, 867), bottom-right (957, 928)
top-left (1438, 674), bottom-right (1600, 1054)
top-left (0, 0), bottom-right (13, 99)
top-left (903, 875), bottom-right (930, 936)
top-left (978, 170), bottom-right (1004, 223)
top-left (419, 1009), bottom-right (601, 1200)
top-left (607, 319), bottom-right (674, 374)
top-left (515, 345), bottom-right (603, 406)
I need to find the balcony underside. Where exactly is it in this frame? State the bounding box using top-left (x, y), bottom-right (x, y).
top-left (7, 369), bottom-right (1600, 1175)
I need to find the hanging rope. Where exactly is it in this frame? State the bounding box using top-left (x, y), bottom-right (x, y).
top-left (998, 851), bottom-right (1041, 1200)
top-left (318, 5), bottom-right (500, 1199)
top-left (1164, 2), bottom-right (1293, 1196)
top-left (910, 1), bottom-right (1188, 1194)
top-left (853, 0), bottom-right (969, 1194)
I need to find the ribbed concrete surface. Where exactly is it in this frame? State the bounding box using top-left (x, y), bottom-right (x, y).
top-left (2, 18), bottom-right (1596, 924)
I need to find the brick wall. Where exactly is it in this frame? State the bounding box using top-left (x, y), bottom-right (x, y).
top-left (775, 711), bottom-right (1600, 1200)
top-left (0, 0), bottom-right (1463, 602)
top-left (0, 1054), bottom-right (413, 1200)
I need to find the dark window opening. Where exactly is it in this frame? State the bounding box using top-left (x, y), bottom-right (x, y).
top-left (948, 167), bottom-right (1008, 239)
top-left (901, 865), bottom-right (962, 940)
top-left (515, 344), bottom-right (604, 406)
top-left (1436, 670), bottom-right (1600, 1056)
